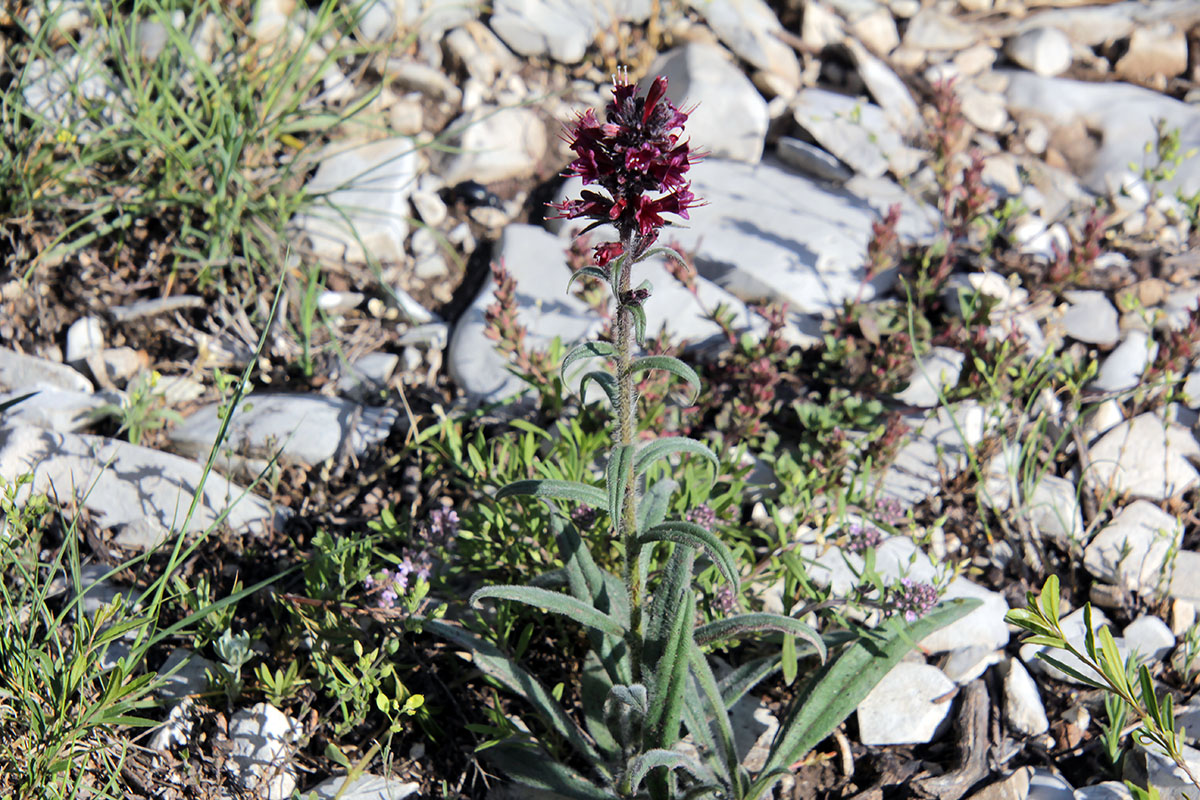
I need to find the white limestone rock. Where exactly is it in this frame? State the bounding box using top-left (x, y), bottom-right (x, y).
top-left (1122, 615), bottom-right (1175, 662)
top-left (857, 662), bottom-right (955, 745)
top-left (292, 138), bottom-right (419, 265)
top-left (440, 105), bottom-right (547, 186)
top-left (228, 703), bottom-right (300, 799)
top-left (1006, 28), bottom-right (1072, 78)
top-left (1084, 501), bottom-right (1183, 595)
top-left (894, 347), bottom-right (964, 408)
top-left (1059, 290), bottom-right (1118, 346)
top-left (1085, 414), bottom-right (1200, 501)
top-left (793, 89), bottom-right (923, 179)
top-left (1003, 658), bottom-right (1049, 736)
top-left (684, 0), bottom-right (802, 97)
top-left (648, 43), bottom-right (769, 164)
top-left (306, 774), bottom-right (419, 799)
top-left (920, 578), bottom-right (1010, 654)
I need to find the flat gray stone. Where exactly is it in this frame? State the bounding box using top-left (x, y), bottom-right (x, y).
top-left (0, 388), bottom-right (113, 433)
top-left (776, 137), bottom-right (853, 184)
top-left (1084, 500), bottom-right (1183, 595)
top-left (1060, 290), bottom-right (1119, 346)
top-left (648, 43), bottom-right (769, 164)
top-left (169, 394), bottom-right (398, 467)
top-left (1168, 551), bottom-right (1200, 602)
top-left (1005, 72), bottom-right (1200, 198)
top-left (1029, 770), bottom-right (1074, 800)
top-left (901, 8), bottom-right (977, 50)
top-left (684, 0), bottom-right (802, 95)
top-left (1122, 614), bottom-right (1175, 662)
top-left (1092, 330), bottom-right (1156, 393)
top-left (857, 662), bottom-right (954, 745)
top-left (156, 648), bottom-right (215, 701)
top-left (0, 423), bottom-right (282, 548)
top-left (1003, 658), bottom-right (1049, 736)
top-left (306, 774), bottom-right (419, 799)
top-left (1006, 27), bottom-right (1072, 77)
top-left (1143, 745), bottom-right (1200, 800)
top-left (440, 105), bottom-right (547, 186)
top-left (1086, 414), bottom-right (1200, 501)
top-left (880, 402), bottom-right (991, 505)
top-left (794, 89), bottom-right (922, 179)
top-left (895, 347), bottom-right (964, 408)
top-left (228, 703), bottom-right (300, 799)
top-left (942, 646), bottom-right (1003, 684)
top-left (292, 138), bottom-right (419, 264)
top-left (488, 0), bottom-right (595, 63)
top-left (846, 39), bottom-right (921, 134)
top-left (1075, 782), bottom-right (1133, 800)
top-left (0, 347), bottom-right (93, 393)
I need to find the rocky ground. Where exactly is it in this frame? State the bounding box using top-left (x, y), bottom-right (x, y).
top-left (2, 0), bottom-right (1200, 799)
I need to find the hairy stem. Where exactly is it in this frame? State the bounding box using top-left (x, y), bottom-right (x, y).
top-left (615, 231), bottom-right (643, 678)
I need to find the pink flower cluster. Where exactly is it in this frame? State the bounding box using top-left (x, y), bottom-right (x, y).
top-left (889, 578), bottom-right (939, 622)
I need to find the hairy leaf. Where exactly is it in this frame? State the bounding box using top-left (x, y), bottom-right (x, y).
top-left (471, 585), bottom-right (626, 637)
top-left (562, 341), bottom-right (615, 380)
top-left (640, 522), bottom-right (739, 594)
top-left (497, 479), bottom-right (607, 509)
top-left (626, 749), bottom-right (711, 795)
top-left (607, 444), bottom-right (634, 532)
top-left (645, 548), bottom-right (697, 754)
top-left (637, 479), bottom-right (677, 532)
top-left (579, 369), bottom-right (619, 408)
top-left (484, 742), bottom-right (612, 800)
top-left (694, 614), bottom-right (825, 661)
top-left (567, 266), bottom-right (612, 293)
top-left (634, 437), bottom-right (719, 479)
top-left (630, 355), bottom-right (701, 403)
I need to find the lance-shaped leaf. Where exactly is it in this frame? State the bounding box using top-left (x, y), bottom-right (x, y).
top-left (634, 436), bottom-right (719, 479)
top-left (484, 742), bottom-right (613, 800)
top-left (624, 749), bottom-right (712, 795)
top-left (471, 586), bottom-right (626, 638)
top-left (718, 654), bottom-right (781, 710)
top-left (639, 521), bottom-right (739, 593)
top-left (694, 613), bottom-right (825, 661)
top-left (688, 642), bottom-right (739, 787)
top-left (579, 369), bottom-right (619, 408)
top-left (562, 341), bottom-right (615, 380)
top-left (645, 547), bottom-right (697, 754)
top-left (637, 479), bottom-right (677, 532)
top-left (630, 303), bottom-right (648, 346)
top-left (607, 443), bottom-right (634, 531)
top-left (762, 598), bottom-right (981, 775)
top-left (567, 266), bottom-right (611, 293)
top-left (1036, 653), bottom-right (1105, 689)
top-left (497, 479), bottom-right (607, 509)
top-left (630, 355), bottom-right (701, 403)
top-left (0, 391), bottom-right (38, 415)
top-left (422, 620), bottom-right (606, 770)
top-left (642, 246), bottom-right (688, 267)
top-left (581, 651), bottom-right (622, 760)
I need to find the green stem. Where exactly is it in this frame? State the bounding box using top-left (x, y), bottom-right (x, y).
top-left (614, 231), bottom-right (642, 679)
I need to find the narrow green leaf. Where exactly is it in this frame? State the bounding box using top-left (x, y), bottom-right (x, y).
top-left (719, 654), bottom-right (781, 709)
top-left (630, 355), bottom-right (701, 403)
top-left (561, 341), bottom-right (615, 379)
top-left (1020, 634), bottom-right (1071, 648)
top-left (694, 613), bottom-right (826, 661)
top-left (0, 390), bottom-right (38, 415)
top-left (646, 588), bottom-right (694, 752)
top-left (688, 643), bottom-right (738, 785)
top-left (640, 521), bottom-right (739, 594)
top-left (626, 749), bottom-right (710, 795)
top-left (423, 620), bottom-right (606, 770)
top-left (497, 479), bottom-right (607, 509)
top-left (763, 598), bottom-right (981, 774)
top-left (637, 478), bottom-right (677, 532)
top-left (1139, 665), bottom-right (1160, 723)
top-left (578, 369), bottom-right (619, 408)
top-left (745, 768), bottom-right (794, 800)
top-left (1098, 627), bottom-right (1127, 693)
top-left (1084, 604), bottom-right (1098, 661)
top-left (567, 266), bottom-right (611, 293)
top-left (581, 651), bottom-right (622, 760)
top-left (1036, 653), bottom-right (1106, 689)
top-left (607, 444), bottom-right (634, 530)
top-left (634, 437), bottom-right (719, 479)
top-left (483, 743), bottom-right (612, 800)
top-left (642, 246), bottom-right (688, 267)
top-left (471, 586), bottom-right (626, 637)
top-left (630, 303), bottom-right (647, 346)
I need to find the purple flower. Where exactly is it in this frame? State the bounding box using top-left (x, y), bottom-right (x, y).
top-left (845, 522), bottom-right (883, 554)
top-left (548, 69), bottom-right (701, 256)
top-left (686, 504), bottom-right (717, 532)
top-left (427, 507), bottom-right (459, 547)
top-left (875, 497), bottom-right (904, 526)
top-left (713, 583), bottom-right (738, 615)
top-left (379, 588), bottom-right (398, 609)
top-left (571, 504), bottom-right (599, 530)
top-left (889, 578), bottom-right (939, 622)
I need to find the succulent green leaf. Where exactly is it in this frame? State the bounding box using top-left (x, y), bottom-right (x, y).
top-left (640, 521), bottom-right (739, 594)
top-left (422, 620), bottom-right (606, 769)
top-left (567, 266), bottom-right (611, 293)
top-left (579, 369), bottom-right (619, 408)
top-left (561, 341), bottom-right (615, 380)
top-left (633, 437), bottom-right (719, 479)
top-left (630, 356), bottom-right (701, 403)
top-left (483, 743), bottom-right (612, 800)
top-left (763, 598), bottom-right (981, 774)
top-left (471, 586), bottom-right (626, 638)
top-left (497, 479), bottom-right (607, 509)
top-left (625, 749), bottom-right (711, 795)
top-left (694, 613), bottom-right (826, 661)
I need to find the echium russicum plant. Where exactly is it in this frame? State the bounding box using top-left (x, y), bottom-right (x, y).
top-left (420, 71), bottom-right (979, 800)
